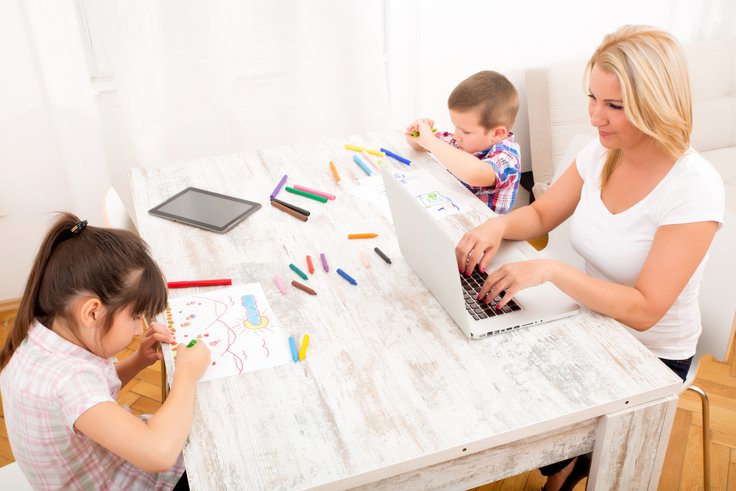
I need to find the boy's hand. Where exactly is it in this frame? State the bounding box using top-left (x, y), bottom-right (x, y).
top-left (405, 118), bottom-right (435, 150)
top-left (136, 321), bottom-right (175, 366)
top-left (173, 341), bottom-right (211, 381)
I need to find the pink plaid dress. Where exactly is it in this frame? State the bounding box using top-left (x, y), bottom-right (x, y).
top-left (0, 321), bottom-right (185, 490)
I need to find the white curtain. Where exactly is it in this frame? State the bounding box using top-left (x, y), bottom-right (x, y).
top-left (98, 0), bottom-right (390, 211)
top-left (0, 0), bottom-right (110, 300)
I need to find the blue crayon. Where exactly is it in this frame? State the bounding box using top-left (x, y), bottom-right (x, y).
top-left (288, 336), bottom-right (299, 362)
top-left (336, 268), bottom-right (357, 285)
top-left (352, 155), bottom-right (373, 176)
top-left (379, 147), bottom-right (411, 166)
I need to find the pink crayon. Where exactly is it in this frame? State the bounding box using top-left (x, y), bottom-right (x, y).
top-left (293, 184), bottom-right (336, 201)
top-left (274, 275), bottom-right (287, 294)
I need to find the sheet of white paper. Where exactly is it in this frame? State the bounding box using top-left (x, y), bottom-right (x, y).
top-left (347, 169), bottom-right (475, 222)
top-left (162, 283), bottom-right (290, 382)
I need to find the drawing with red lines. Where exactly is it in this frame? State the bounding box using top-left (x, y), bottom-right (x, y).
top-left (164, 282), bottom-right (290, 382)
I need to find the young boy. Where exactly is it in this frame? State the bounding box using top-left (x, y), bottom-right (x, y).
top-left (406, 70), bottom-right (521, 214)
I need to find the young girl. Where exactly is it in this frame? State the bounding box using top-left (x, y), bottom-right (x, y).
top-left (0, 213), bottom-right (210, 490)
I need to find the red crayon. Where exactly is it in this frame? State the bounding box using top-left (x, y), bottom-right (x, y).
top-left (306, 255), bottom-right (315, 274)
top-left (167, 279), bottom-right (232, 289)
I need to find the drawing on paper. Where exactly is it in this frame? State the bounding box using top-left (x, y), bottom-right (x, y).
top-left (164, 283), bottom-right (290, 382)
top-left (417, 191), bottom-right (461, 214)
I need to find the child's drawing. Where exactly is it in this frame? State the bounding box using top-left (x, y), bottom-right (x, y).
top-left (164, 283), bottom-right (290, 382)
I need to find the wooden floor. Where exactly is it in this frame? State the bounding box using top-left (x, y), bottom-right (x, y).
top-left (1, 306), bottom-right (735, 490)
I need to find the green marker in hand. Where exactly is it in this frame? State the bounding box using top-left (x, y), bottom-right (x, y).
top-left (411, 127), bottom-right (438, 137)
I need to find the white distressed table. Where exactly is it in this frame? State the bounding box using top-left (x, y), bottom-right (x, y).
top-left (130, 131), bottom-right (683, 490)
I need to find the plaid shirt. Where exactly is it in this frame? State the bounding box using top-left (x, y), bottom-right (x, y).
top-left (0, 321), bottom-right (185, 490)
top-left (435, 131), bottom-right (521, 214)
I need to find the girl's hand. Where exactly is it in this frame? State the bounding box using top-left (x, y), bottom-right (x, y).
top-left (477, 259), bottom-right (556, 309)
top-left (174, 341), bottom-right (211, 382)
top-left (136, 322), bottom-right (175, 366)
top-left (455, 217), bottom-right (507, 275)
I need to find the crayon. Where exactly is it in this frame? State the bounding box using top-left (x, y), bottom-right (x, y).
top-left (288, 336), bottom-right (299, 362)
top-left (167, 279), bottom-right (232, 288)
top-left (289, 263), bottom-right (308, 280)
top-left (291, 280), bottom-right (317, 295)
top-left (329, 161), bottom-right (341, 183)
top-left (374, 247), bottom-right (392, 264)
top-left (360, 251), bottom-right (371, 268)
top-left (271, 199), bottom-right (308, 222)
top-left (336, 268), bottom-right (357, 285)
top-left (270, 174), bottom-right (288, 199)
top-left (306, 255), bottom-right (315, 274)
top-left (298, 334), bottom-right (310, 361)
top-left (320, 252), bottom-right (329, 272)
top-left (380, 147), bottom-right (411, 166)
top-left (365, 148), bottom-right (385, 157)
top-left (285, 186), bottom-right (329, 203)
top-left (186, 339), bottom-right (197, 348)
top-left (352, 155), bottom-right (373, 176)
top-left (271, 197), bottom-right (310, 216)
top-left (344, 143), bottom-right (365, 152)
top-left (361, 151), bottom-right (380, 169)
top-left (410, 127), bottom-right (438, 137)
top-left (348, 233), bottom-right (378, 239)
top-left (274, 275), bottom-right (287, 294)
top-left (344, 143), bottom-right (385, 157)
top-left (293, 184), bottom-right (336, 201)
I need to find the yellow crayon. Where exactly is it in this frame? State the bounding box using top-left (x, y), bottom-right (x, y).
top-left (365, 148), bottom-right (385, 157)
top-left (344, 143), bottom-right (365, 152)
top-left (329, 161), bottom-right (341, 183)
top-left (298, 334), bottom-right (310, 360)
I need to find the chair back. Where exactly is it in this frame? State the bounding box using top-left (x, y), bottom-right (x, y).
top-left (696, 208), bottom-right (736, 365)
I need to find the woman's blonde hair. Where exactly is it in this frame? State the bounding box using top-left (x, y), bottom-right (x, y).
top-left (586, 25), bottom-right (692, 185)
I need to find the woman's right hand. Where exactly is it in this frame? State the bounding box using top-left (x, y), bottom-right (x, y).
top-left (455, 217), bottom-right (507, 275)
top-left (173, 341), bottom-right (211, 381)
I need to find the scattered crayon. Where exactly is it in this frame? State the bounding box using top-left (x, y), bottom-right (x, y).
top-left (270, 174), bottom-right (288, 199)
top-left (285, 186), bottom-right (328, 203)
top-left (291, 280), bottom-right (317, 295)
top-left (271, 199), bottom-right (308, 221)
top-left (306, 255), bottom-right (315, 274)
top-left (288, 336), bottom-right (298, 362)
top-left (329, 161), bottom-right (341, 183)
top-left (374, 247), bottom-right (392, 264)
top-left (289, 263), bottom-right (308, 280)
top-left (336, 268), bottom-right (357, 285)
top-left (320, 252), bottom-right (329, 272)
top-left (348, 233), bottom-right (378, 239)
top-left (298, 334), bottom-right (310, 361)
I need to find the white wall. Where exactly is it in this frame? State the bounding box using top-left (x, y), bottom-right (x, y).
top-left (385, 0), bottom-right (721, 173)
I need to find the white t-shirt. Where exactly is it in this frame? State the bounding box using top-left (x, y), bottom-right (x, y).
top-left (569, 139), bottom-right (725, 359)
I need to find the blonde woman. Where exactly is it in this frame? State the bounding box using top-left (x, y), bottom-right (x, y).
top-left (455, 25), bottom-right (724, 490)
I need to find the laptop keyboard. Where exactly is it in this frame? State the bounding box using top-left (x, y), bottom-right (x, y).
top-left (460, 268), bottom-right (522, 320)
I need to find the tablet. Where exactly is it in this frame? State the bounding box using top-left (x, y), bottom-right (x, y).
top-left (149, 187), bottom-right (261, 233)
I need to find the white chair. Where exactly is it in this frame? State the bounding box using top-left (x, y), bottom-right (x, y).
top-left (685, 207), bottom-right (736, 490)
top-left (103, 186), bottom-right (138, 234)
top-left (0, 462), bottom-right (33, 490)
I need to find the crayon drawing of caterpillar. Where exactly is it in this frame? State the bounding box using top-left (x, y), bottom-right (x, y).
top-left (240, 294), bottom-right (268, 330)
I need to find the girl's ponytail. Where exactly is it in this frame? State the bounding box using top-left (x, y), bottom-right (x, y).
top-left (0, 213), bottom-right (80, 369)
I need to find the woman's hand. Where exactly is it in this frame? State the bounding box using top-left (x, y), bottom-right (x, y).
top-left (136, 321), bottom-right (175, 366)
top-left (477, 259), bottom-right (557, 309)
top-left (455, 217), bottom-right (507, 275)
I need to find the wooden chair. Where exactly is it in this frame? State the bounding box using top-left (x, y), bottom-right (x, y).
top-left (685, 207), bottom-right (736, 490)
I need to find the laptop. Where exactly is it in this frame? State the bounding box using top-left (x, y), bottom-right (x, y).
top-left (382, 168), bottom-right (580, 339)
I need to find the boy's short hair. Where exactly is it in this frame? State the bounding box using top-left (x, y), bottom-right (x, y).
top-left (447, 70), bottom-right (519, 131)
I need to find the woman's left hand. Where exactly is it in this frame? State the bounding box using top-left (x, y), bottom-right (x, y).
top-left (136, 321), bottom-right (175, 366)
top-left (477, 259), bottom-right (555, 309)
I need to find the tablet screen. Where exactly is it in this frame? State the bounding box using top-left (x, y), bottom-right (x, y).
top-left (149, 187), bottom-right (261, 233)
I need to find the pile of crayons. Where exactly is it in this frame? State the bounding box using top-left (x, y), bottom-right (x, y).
top-left (269, 174), bottom-right (336, 221)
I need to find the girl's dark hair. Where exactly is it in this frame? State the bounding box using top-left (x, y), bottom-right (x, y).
top-left (0, 212), bottom-right (167, 369)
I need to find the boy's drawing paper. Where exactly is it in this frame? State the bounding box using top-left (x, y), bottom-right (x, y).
top-left (347, 169), bottom-right (473, 222)
top-left (163, 283), bottom-right (290, 382)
